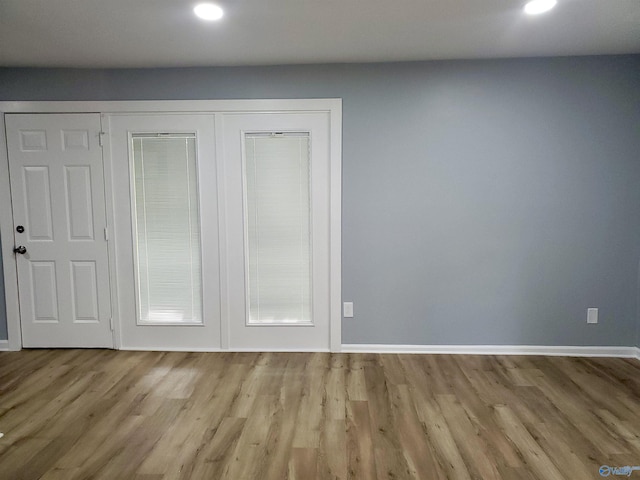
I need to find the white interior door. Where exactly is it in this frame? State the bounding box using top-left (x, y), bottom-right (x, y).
top-left (6, 113), bottom-right (113, 348)
top-left (221, 113), bottom-right (331, 351)
top-left (108, 114), bottom-right (221, 350)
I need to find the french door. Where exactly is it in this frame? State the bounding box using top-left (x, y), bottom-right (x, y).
top-left (5, 114), bottom-right (113, 348)
top-left (107, 114), bottom-right (221, 350)
top-left (221, 113), bottom-right (331, 351)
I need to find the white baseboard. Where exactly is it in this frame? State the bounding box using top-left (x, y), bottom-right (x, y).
top-left (120, 346), bottom-right (223, 352)
top-left (341, 344), bottom-right (640, 359)
top-left (4, 342), bottom-right (639, 359)
top-left (231, 348), bottom-right (331, 353)
top-left (119, 346), bottom-right (330, 353)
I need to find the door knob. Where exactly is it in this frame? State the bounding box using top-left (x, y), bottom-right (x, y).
top-left (13, 246), bottom-right (27, 254)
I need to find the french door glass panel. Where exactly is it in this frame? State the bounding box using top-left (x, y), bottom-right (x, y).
top-left (131, 134), bottom-right (202, 325)
top-left (244, 133), bottom-right (311, 325)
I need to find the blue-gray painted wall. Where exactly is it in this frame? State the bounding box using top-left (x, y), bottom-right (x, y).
top-left (1, 55), bottom-right (639, 346)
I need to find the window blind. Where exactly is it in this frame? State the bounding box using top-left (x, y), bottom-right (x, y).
top-left (244, 133), bottom-right (312, 324)
top-left (132, 134), bottom-right (202, 324)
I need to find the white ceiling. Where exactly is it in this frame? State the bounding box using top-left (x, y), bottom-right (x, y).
top-left (1, 0), bottom-right (639, 68)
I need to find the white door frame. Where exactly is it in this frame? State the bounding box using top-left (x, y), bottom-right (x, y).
top-left (0, 99), bottom-right (342, 352)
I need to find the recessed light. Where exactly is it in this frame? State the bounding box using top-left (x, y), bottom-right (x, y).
top-left (524, 0), bottom-right (557, 15)
top-left (194, 3), bottom-right (224, 21)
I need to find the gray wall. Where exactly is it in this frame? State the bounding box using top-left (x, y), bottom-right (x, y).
top-left (1, 56), bottom-right (639, 346)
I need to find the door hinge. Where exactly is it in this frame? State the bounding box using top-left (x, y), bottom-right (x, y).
top-left (104, 227), bottom-right (109, 241)
top-left (98, 131), bottom-right (106, 147)
top-left (109, 317), bottom-right (115, 331)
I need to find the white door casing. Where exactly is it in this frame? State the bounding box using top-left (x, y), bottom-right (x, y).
top-left (5, 113), bottom-right (113, 348)
top-left (107, 114), bottom-right (221, 350)
top-left (221, 112), bottom-right (332, 351)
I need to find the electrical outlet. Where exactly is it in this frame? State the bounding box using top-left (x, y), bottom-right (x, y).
top-left (343, 302), bottom-right (354, 318)
top-left (587, 308), bottom-right (598, 324)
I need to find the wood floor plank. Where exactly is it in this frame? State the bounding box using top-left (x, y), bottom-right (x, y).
top-left (555, 357), bottom-right (640, 423)
top-left (449, 355), bottom-right (524, 470)
top-left (223, 394), bottom-right (280, 480)
top-left (319, 419), bottom-right (348, 480)
top-left (346, 360), bottom-right (368, 402)
top-left (417, 396), bottom-right (473, 480)
top-left (89, 399), bottom-right (187, 480)
top-left (0, 350), bottom-right (637, 479)
top-left (289, 447), bottom-right (319, 480)
top-left (522, 360), bottom-right (631, 456)
top-left (436, 393), bottom-right (502, 479)
top-left (493, 404), bottom-right (565, 480)
top-left (39, 467), bottom-right (83, 480)
top-left (391, 384), bottom-right (446, 480)
top-left (363, 361), bottom-right (412, 479)
top-left (346, 400), bottom-right (378, 479)
top-left (259, 362), bottom-right (306, 480)
top-left (325, 366), bottom-right (346, 421)
top-left (292, 364), bottom-right (327, 448)
top-left (181, 416), bottom-right (246, 480)
top-left (526, 422), bottom-right (597, 480)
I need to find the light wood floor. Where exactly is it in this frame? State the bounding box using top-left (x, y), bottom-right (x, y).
top-left (0, 350), bottom-right (638, 479)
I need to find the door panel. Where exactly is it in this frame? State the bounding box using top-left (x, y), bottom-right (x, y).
top-left (23, 166), bottom-right (54, 240)
top-left (65, 166), bottom-right (95, 240)
top-left (30, 261), bottom-right (58, 322)
top-left (6, 113), bottom-right (113, 348)
top-left (70, 261), bottom-right (99, 322)
top-left (108, 114), bottom-right (221, 350)
top-left (222, 113), bottom-right (331, 351)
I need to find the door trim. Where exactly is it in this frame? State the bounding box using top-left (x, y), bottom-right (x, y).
top-left (0, 99), bottom-right (342, 352)
top-left (0, 114), bottom-right (22, 350)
